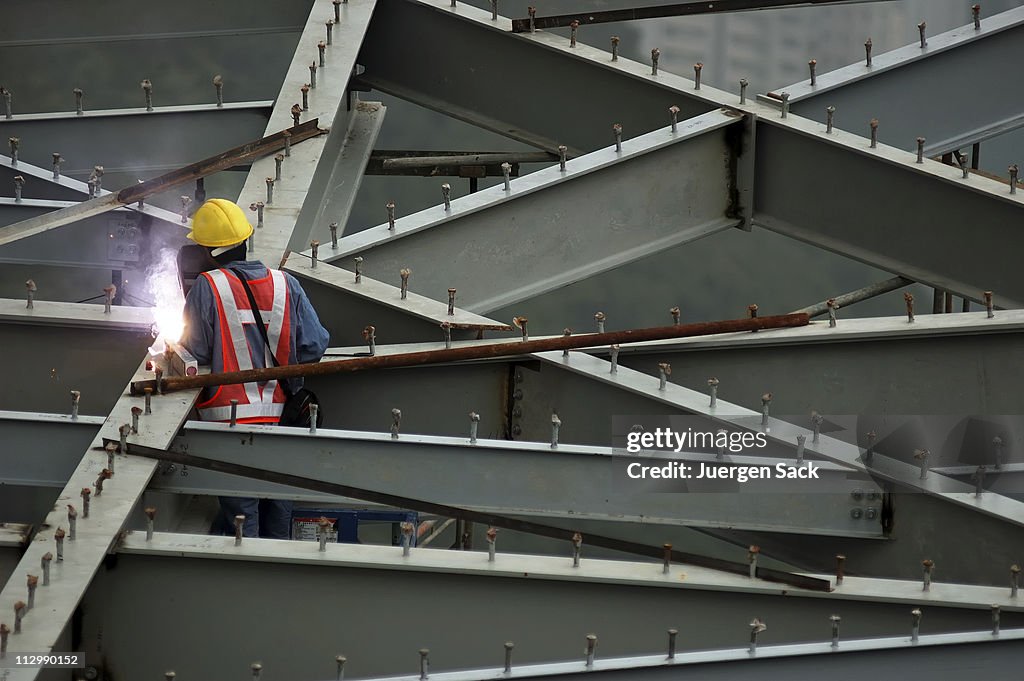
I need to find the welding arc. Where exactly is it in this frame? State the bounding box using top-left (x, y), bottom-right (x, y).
top-left (106, 437), bottom-right (830, 592)
top-left (511, 0), bottom-right (891, 32)
top-left (131, 313), bottom-right (809, 395)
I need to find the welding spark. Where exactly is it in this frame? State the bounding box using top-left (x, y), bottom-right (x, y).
top-left (145, 247), bottom-right (185, 356)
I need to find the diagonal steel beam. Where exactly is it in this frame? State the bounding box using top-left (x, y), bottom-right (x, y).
top-left (513, 0), bottom-right (892, 32)
top-left (234, 0), bottom-right (380, 267)
top-left (529, 350), bottom-right (1024, 530)
top-left (0, 119), bottom-right (323, 248)
top-left (0, 155), bottom-right (187, 228)
top-left (353, 1), bottom-right (1023, 314)
top-left (752, 115), bottom-right (1024, 308)
top-left (767, 6), bottom-right (1024, 158)
top-left (171, 421), bottom-right (882, 537)
top-left (334, 631), bottom-right (1024, 681)
top-left (0, 361), bottom-right (200, 677)
top-left (75, 533), bottom-right (1024, 680)
top-left (0, 102), bottom-right (272, 177)
top-left (607, 311), bottom-right (1024, 416)
top-left (320, 109), bottom-right (743, 313)
top-left (358, 0), bottom-right (724, 155)
top-left (284, 256), bottom-right (511, 347)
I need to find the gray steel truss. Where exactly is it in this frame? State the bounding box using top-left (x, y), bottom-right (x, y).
top-left (3, 1), bottom-right (1024, 677)
top-left (325, 109), bottom-right (743, 313)
top-left (70, 532), bottom-right (1024, 680)
top-left (170, 421), bottom-right (882, 537)
top-left (285, 249), bottom-right (511, 347)
top-left (334, 631), bottom-right (1024, 681)
top-left (0, 102), bottom-right (273, 176)
top-left (772, 6), bottom-right (1024, 159)
top-left (356, 0), bottom-right (721, 154)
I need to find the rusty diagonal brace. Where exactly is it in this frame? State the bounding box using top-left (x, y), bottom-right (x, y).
top-left (0, 120), bottom-right (325, 248)
top-left (103, 436), bottom-right (830, 593)
top-left (132, 313), bottom-right (809, 395)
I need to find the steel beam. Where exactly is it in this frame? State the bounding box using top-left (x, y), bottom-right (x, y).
top-left (752, 118), bottom-right (1024, 309)
top-left (1, 153), bottom-right (191, 228)
top-left (608, 311), bottom-right (1024, 415)
top-left (296, 102), bottom-right (388, 248)
top-left (358, 0), bottom-right (724, 155)
top-left (235, 0), bottom-right (379, 268)
top-left (285, 256), bottom-right (511, 346)
top-left (515, 0), bottom-right (892, 31)
top-left (517, 351), bottom-right (1024, 584)
top-left (531, 350), bottom-right (1024, 527)
top-left (0, 363), bottom-right (201, 679)
top-left (771, 6), bottom-right (1024, 159)
top-left (173, 421), bottom-right (880, 536)
top-left (322, 109), bottom-right (742, 313)
top-left (0, 412), bottom-right (104, 489)
top-left (0, 103), bottom-right (272, 176)
top-left (0, 1), bottom-right (309, 113)
top-left (0, 299), bottom-right (156, 414)
top-left (0, 411), bottom-right (366, 506)
top-left (342, 632), bottom-right (1024, 681)
top-left (0, 200), bottom-right (189, 275)
top-left (71, 533), bottom-right (1024, 680)
top-left (0, 120), bottom-right (322, 249)
top-left (290, 308), bottom-right (1024, 436)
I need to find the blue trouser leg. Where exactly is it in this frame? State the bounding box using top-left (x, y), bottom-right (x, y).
top-left (219, 497), bottom-right (260, 537)
top-left (259, 499), bottom-right (294, 539)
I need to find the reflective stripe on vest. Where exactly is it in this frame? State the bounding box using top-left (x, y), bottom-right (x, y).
top-left (197, 268), bottom-right (289, 422)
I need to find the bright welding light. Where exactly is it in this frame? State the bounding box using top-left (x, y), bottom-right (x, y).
top-left (146, 247), bottom-right (185, 355)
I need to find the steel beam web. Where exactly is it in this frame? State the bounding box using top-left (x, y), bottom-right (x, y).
top-left (112, 435), bottom-right (829, 591)
top-left (770, 6), bottom-right (1024, 157)
top-left (531, 350), bottom-right (1024, 530)
top-left (322, 109), bottom-right (743, 313)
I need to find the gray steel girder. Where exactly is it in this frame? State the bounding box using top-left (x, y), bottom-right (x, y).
top-left (172, 421), bottom-right (881, 536)
top-left (517, 351), bottom-right (1024, 585)
top-left (0, 1), bottom-right (310, 112)
top-left (0, 361), bottom-right (202, 678)
top-left (0, 200), bottom-right (187, 272)
top-left (329, 109), bottom-right (742, 313)
top-left (284, 255), bottom-right (511, 347)
top-left (240, 0), bottom-right (379, 266)
top-left (0, 412), bottom-right (103, 488)
top-left (610, 312), bottom-right (1024, 415)
top-left (0, 302), bottom-right (155, 414)
top-left (774, 6), bottom-right (1024, 158)
top-left (348, 635), bottom-right (1024, 681)
top-left (0, 104), bottom-right (272, 178)
top-left (357, 0), bottom-right (718, 154)
top-left (752, 122), bottom-right (1024, 308)
top-left (80, 537), bottom-right (1024, 681)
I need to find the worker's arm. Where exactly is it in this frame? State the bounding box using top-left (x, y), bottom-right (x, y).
top-left (285, 273), bottom-right (330, 363)
top-left (179, 276), bottom-right (215, 366)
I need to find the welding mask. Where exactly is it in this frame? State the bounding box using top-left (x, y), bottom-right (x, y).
top-left (177, 245), bottom-right (218, 297)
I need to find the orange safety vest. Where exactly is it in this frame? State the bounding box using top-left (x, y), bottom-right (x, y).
top-left (194, 268), bottom-right (291, 424)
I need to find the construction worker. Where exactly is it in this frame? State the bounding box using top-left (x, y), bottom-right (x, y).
top-left (179, 198), bottom-right (330, 539)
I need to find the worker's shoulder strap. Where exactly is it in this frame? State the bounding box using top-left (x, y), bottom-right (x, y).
top-left (230, 269), bottom-right (281, 369)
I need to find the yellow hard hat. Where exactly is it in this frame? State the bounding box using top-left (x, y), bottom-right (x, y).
top-left (187, 199), bottom-right (254, 248)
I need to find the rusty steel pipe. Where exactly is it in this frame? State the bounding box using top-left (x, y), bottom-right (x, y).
top-left (131, 314), bottom-right (809, 395)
